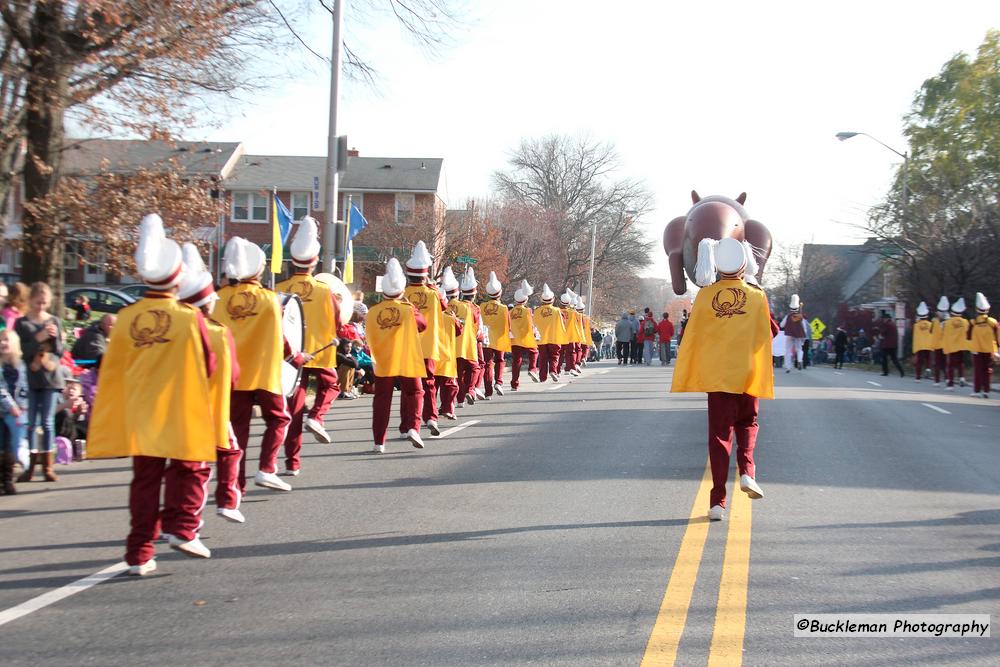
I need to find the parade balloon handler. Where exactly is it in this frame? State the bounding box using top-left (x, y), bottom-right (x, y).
top-left (671, 236), bottom-right (776, 522)
top-left (88, 214), bottom-right (218, 575)
top-left (365, 258), bottom-right (427, 453)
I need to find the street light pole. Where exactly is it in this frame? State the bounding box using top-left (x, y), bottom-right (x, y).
top-left (321, 0), bottom-right (345, 274)
top-left (586, 221), bottom-right (597, 316)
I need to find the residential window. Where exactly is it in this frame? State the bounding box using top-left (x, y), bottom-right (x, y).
top-left (395, 193), bottom-right (415, 225)
top-left (232, 192), bottom-right (269, 222)
top-left (64, 242), bottom-right (79, 270)
top-left (291, 193), bottom-right (310, 221)
top-left (84, 247), bottom-right (107, 284)
top-left (342, 193), bottom-right (364, 223)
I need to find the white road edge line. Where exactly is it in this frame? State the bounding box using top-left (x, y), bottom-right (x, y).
top-left (833, 371), bottom-right (844, 375)
top-left (545, 383), bottom-right (568, 391)
top-left (0, 561), bottom-right (128, 628)
top-left (438, 419), bottom-right (481, 438)
top-left (866, 381), bottom-right (882, 387)
top-left (921, 403), bottom-right (951, 415)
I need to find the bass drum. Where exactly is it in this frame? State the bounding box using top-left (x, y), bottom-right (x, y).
top-left (278, 292), bottom-right (305, 397)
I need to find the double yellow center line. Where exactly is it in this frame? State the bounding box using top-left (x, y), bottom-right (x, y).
top-left (641, 462), bottom-right (753, 666)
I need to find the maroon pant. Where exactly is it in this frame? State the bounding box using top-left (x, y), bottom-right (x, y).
top-left (538, 344), bottom-right (561, 381)
top-left (973, 352), bottom-right (993, 393)
top-left (457, 357), bottom-right (477, 401)
top-left (215, 424), bottom-right (242, 510)
top-left (422, 359), bottom-right (438, 423)
top-left (126, 456), bottom-right (210, 566)
top-left (231, 389), bottom-right (291, 489)
top-left (707, 392), bottom-right (759, 509)
top-left (372, 376), bottom-right (424, 445)
top-left (283, 368), bottom-right (341, 472)
top-left (946, 352), bottom-right (965, 387)
top-left (306, 367), bottom-right (341, 421)
top-left (472, 342), bottom-right (486, 392)
top-left (483, 347), bottom-right (506, 396)
top-left (510, 345), bottom-right (539, 389)
top-left (934, 349), bottom-right (947, 383)
top-left (914, 350), bottom-right (931, 379)
top-left (437, 376), bottom-right (459, 415)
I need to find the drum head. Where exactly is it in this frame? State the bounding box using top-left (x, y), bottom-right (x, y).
top-left (314, 272), bottom-right (355, 326)
top-left (278, 293), bottom-right (305, 397)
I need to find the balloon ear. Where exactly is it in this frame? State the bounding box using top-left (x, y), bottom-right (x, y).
top-left (736, 192), bottom-right (747, 205)
top-left (691, 190), bottom-right (701, 204)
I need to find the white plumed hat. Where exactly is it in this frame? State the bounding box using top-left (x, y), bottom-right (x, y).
top-left (937, 296), bottom-right (950, 312)
top-left (915, 301), bottom-right (929, 318)
top-left (224, 237), bottom-right (266, 281)
top-left (520, 279), bottom-right (533, 296)
top-left (177, 243), bottom-right (216, 308)
top-left (513, 288), bottom-right (528, 303)
top-left (789, 294), bottom-right (801, 311)
top-left (381, 258), bottom-right (405, 297)
top-left (135, 214), bottom-right (184, 289)
top-left (460, 267), bottom-right (478, 295)
top-left (290, 216), bottom-right (321, 268)
top-left (405, 240), bottom-right (433, 276)
top-left (441, 267), bottom-right (460, 295)
top-left (975, 292), bottom-right (990, 312)
top-left (486, 271), bottom-right (502, 298)
top-left (560, 288), bottom-right (575, 305)
top-left (540, 283), bottom-right (555, 303)
top-left (951, 297), bottom-right (966, 314)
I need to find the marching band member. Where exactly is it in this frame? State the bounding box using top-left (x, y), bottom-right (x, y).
top-left (780, 294), bottom-right (808, 372)
top-left (481, 271), bottom-right (511, 398)
top-left (969, 292), bottom-right (999, 398)
top-left (89, 215), bottom-right (217, 575)
top-left (457, 268), bottom-right (485, 405)
top-left (942, 297), bottom-right (970, 390)
top-left (365, 258), bottom-right (426, 452)
top-left (214, 238), bottom-right (301, 493)
top-left (403, 241), bottom-right (446, 436)
top-left (575, 295), bottom-right (589, 369)
top-left (445, 268), bottom-right (477, 408)
top-left (558, 289), bottom-right (580, 376)
top-left (911, 301), bottom-right (933, 383)
top-left (931, 296), bottom-right (949, 386)
top-left (672, 238), bottom-right (775, 522)
top-left (509, 280), bottom-right (540, 391)
top-left (277, 217), bottom-right (342, 461)
top-left (534, 284), bottom-right (565, 383)
top-left (436, 271), bottom-right (463, 419)
top-left (177, 244), bottom-right (244, 524)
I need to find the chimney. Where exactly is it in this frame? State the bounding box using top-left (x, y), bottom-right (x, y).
top-left (348, 147), bottom-right (360, 157)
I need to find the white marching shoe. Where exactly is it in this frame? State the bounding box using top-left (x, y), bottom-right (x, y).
top-left (373, 443), bottom-right (385, 454)
top-left (551, 373), bottom-right (560, 383)
top-left (280, 468), bottom-right (300, 477)
top-left (528, 370), bottom-right (540, 383)
top-left (217, 507), bottom-right (246, 523)
top-left (254, 470), bottom-right (292, 492)
top-left (494, 383), bottom-right (505, 396)
top-left (444, 412), bottom-right (458, 420)
top-left (709, 505), bottom-right (726, 522)
top-left (168, 535), bottom-right (212, 559)
top-left (305, 417), bottom-right (333, 444)
top-left (128, 560), bottom-right (157, 576)
top-left (465, 393), bottom-right (475, 406)
top-left (740, 474), bottom-right (764, 499)
top-left (427, 420), bottom-right (441, 437)
top-left (406, 428), bottom-right (425, 449)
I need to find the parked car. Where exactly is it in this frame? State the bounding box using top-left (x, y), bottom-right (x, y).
top-left (64, 287), bottom-right (135, 316)
top-left (119, 284), bottom-right (149, 300)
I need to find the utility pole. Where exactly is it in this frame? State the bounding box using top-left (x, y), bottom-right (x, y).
top-left (321, 0), bottom-right (345, 274)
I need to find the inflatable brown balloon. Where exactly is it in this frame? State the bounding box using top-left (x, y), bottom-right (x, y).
top-left (662, 190), bottom-right (772, 295)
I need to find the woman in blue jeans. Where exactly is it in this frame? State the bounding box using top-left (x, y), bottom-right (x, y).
top-left (0, 328), bottom-right (28, 494)
top-left (15, 282), bottom-right (65, 483)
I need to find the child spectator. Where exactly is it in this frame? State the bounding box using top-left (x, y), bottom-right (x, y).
top-left (0, 328), bottom-right (28, 493)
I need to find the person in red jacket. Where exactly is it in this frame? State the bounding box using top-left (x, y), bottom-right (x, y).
top-left (637, 310), bottom-right (657, 365)
top-left (656, 313), bottom-right (675, 366)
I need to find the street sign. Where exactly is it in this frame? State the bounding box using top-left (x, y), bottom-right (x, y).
top-left (810, 317), bottom-right (826, 340)
top-left (456, 255), bottom-right (478, 265)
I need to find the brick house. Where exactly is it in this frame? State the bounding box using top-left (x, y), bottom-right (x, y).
top-left (0, 140), bottom-right (446, 290)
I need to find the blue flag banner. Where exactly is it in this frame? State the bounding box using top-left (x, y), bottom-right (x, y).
top-left (348, 203), bottom-right (368, 241)
top-left (274, 194), bottom-right (294, 245)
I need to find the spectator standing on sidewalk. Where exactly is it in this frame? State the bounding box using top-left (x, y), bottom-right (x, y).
top-left (877, 311), bottom-right (904, 377)
top-left (614, 313), bottom-right (633, 365)
top-left (657, 313), bottom-right (675, 366)
top-left (638, 309), bottom-right (657, 365)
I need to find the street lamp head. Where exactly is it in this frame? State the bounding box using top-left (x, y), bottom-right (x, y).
top-left (835, 132), bottom-right (859, 141)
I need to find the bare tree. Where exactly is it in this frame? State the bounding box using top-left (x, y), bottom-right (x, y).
top-left (492, 134), bottom-right (655, 310)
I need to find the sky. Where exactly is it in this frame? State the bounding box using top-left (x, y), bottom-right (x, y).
top-left (201, 0), bottom-right (1000, 280)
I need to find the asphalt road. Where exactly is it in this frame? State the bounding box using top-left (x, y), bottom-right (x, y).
top-left (1, 360), bottom-right (998, 666)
